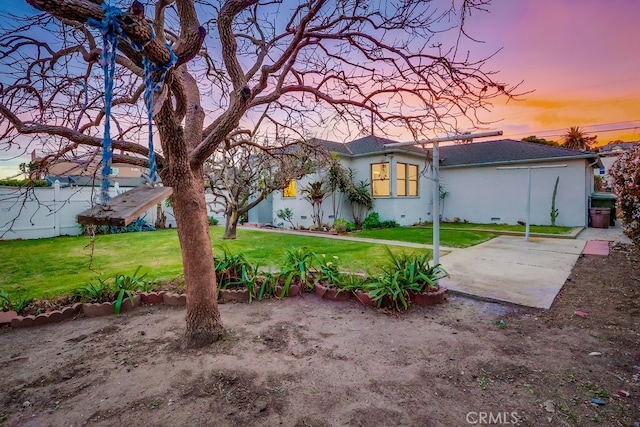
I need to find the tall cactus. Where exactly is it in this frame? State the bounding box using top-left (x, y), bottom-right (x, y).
top-left (550, 176), bottom-right (560, 226)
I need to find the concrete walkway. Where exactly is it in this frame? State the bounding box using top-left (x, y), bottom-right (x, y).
top-left (241, 224), bottom-right (630, 310)
top-left (575, 223), bottom-right (632, 244)
top-left (439, 224), bottom-right (630, 309)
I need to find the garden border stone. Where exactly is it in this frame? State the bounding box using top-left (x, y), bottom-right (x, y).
top-left (10, 303), bottom-right (82, 328)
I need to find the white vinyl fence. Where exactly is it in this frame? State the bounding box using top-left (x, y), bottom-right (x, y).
top-left (0, 182), bottom-right (177, 240)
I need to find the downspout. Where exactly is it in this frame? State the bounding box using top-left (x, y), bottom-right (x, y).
top-left (585, 158), bottom-right (599, 227)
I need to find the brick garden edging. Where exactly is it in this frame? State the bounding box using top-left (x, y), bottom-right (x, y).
top-left (9, 304), bottom-right (82, 328)
top-left (1, 286), bottom-right (447, 329)
top-left (1, 292), bottom-right (187, 328)
top-left (83, 294), bottom-right (143, 317)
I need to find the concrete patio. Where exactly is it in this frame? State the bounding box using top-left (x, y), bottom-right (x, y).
top-left (439, 225), bottom-right (630, 309)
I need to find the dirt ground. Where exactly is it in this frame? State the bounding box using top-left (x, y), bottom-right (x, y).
top-left (1, 243), bottom-right (638, 427)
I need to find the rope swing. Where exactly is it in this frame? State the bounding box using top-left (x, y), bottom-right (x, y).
top-left (78, 4), bottom-right (175, 226)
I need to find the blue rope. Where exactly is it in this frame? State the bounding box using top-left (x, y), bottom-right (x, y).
top-left (87, 4), bottom-right (176, 204)
top-left (87, 5), bottom-right (124, 205)
top-left (143, 41), bottom-right (177, 183)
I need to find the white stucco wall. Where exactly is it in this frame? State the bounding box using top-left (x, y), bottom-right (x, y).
top-left (348, 153), bottom-right (432, 225)
top-left (269, 152), bottom-right (432, 228)
top-left (271, 173), bottom-right (324, 228)
top-left (0, 182), bottom-right (176, 240)
top-left (267, 151), bottom-right (594, 228)
top-left (439, 158), bottom-right (592, 226)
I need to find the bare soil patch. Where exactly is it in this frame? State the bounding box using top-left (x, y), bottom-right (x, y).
top-left (1, 244), bottom-right (638, 426)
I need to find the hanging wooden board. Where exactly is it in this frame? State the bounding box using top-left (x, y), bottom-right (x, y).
top-left (77, 186), bottom-right (173, 227)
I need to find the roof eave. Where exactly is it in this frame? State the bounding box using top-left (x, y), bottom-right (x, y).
top-left (345, 148), bottom-right (429, 159)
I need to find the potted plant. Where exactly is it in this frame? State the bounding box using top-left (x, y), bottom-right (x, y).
top-left (313, 254), bottom-right (351, 301)
top-left (79, 266), bottom-right (147, 317)
top-left (356, 272), bottom-right (408, 310)
top-left (214, 246), bottom-right (254, 303)
top-left (354, 248), bottom-right (449, 310)
top-left (382, 249), bottom-right (448, 306)
top-left (276, 247), bottom-right (316, 297)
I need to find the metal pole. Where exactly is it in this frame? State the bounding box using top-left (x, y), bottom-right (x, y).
top-left (384, 130), bottom-right (503, 265)
top-left (384, 131), bottom-right (504, 148)
top-left (526, 166), bottom-right (531, 241)
top-left (370, 109), bottom-right (374, 136)
top-left (433, 141), bottom-right (440, 265)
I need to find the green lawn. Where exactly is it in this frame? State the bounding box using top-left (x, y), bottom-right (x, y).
top-left (1, 227), bottom-right (444, 300)
top-left (419, 222), bottom-right (574, 235)
top-left (353, 227), bottom-right (496, 248)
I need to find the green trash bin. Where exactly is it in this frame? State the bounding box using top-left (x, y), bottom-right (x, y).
top-left (591, 192), bottom-right (616, 226)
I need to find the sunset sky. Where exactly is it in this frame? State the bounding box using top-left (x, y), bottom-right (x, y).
top-left (0, 0), bottom-right (639, 177)
top-left (463, 0), bottom-right (640, 144)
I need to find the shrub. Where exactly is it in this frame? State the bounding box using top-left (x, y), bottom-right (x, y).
top-left (363, 248), bottom-right (449, 311)
top-left (314, 253), bottom-right (343, 285)
top-left (73, 267), bottom-right (150, 313)
top-left (333, 218), bottom-right (355, 233)
top-left (362, 212), bottom-right (381, 229)
top-left (609, 146), bottom-right (640, 245)
top-left (345, 179), bottom-right (373, 229)
top-left (276, 208), bottom-right (296, 229)
top-left (379, 220), bottom-right (399, 229)
top-left (208, 216), bottom-right (219, 226)
top-left (362, 212), bottom-right (399, 230)
top-left (0, 289), bottom-right (32, 313)
top-left (75, 279), bottom-right (112, 302)
top-left (79, 215), bottom-right (155, 235)
top-left (0, 179), bottom-right (48, 187)
top-left (214, 245), bottom-right (252, 288)
top-left (279, 247), bottom-right (316, 295)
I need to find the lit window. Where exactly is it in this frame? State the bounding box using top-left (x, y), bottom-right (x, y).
top-left (396, 163), bottom-right (407, 196)
top-left (283, 180), bottom-right (296, 198)
top-left (395, 163), bottom-right (419, 197)
top-left (408, 164), bottom-right (418, 196)
top-left (371, 162), bottom-right (390, 197)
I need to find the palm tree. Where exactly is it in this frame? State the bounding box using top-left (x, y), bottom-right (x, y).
top-left (345, 178), bottom-right (374, 229)
top-left (302, 180), bottom-right (328, 230)
top-left (563, 126), bottom-right (597, 151)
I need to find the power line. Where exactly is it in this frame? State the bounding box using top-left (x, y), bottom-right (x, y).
top-left (536, 126), bottom-right (640, 141)
top-left (502, 120), bottom-right (640, 139)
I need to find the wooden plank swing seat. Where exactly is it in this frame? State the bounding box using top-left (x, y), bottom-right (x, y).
top-left (77, 185), bottom-right (173, 227)
top-left (78, 9), bottom-right (178, 229)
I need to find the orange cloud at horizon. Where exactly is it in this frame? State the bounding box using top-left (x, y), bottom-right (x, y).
top-left (484, 93), bottom-right (640, 144)
top-left (459, 0), bottom-right (640, 145)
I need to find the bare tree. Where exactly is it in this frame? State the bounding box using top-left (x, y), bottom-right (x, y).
top-left (205, 141), bottom-right (317, 240)
top-left (1, 0), bottom-right (518, 348)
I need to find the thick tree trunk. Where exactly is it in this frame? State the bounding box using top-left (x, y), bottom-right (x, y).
top-left (155, 203), bottom-right (166, 229)
top-left (171, 174), bottom-right (225, 348)
top-left (223, 208), bottom-right (238, 239)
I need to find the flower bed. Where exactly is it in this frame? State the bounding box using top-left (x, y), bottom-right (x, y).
top-left (1, 246), bottom-right (450, 329)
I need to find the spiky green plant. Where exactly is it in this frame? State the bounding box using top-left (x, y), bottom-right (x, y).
top-left (550, 176), bottom-right (560, 226)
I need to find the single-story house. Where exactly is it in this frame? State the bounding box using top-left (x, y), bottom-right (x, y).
top-left (253, 137), bottom-right (600, 228)
top-left (28, 149), bottom-right (148, 187)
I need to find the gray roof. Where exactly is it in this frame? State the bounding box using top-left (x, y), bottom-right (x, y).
top-left (309, 135), bottom-right (427, 157)
top-left (598, 141), bottom-right (638, 154)
top-left (438, 139), bottom-right (598, 168)
top-left (307, 137), bottom-right (352, 155)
